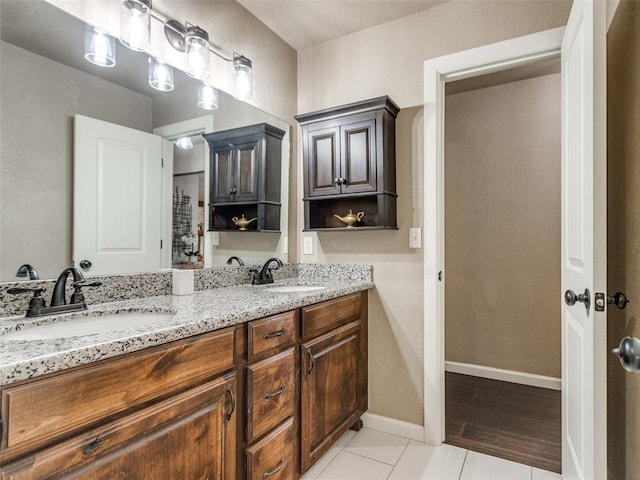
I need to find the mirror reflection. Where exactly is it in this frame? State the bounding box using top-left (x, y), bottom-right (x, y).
top-left (0, 0), bottom-right (290, 282)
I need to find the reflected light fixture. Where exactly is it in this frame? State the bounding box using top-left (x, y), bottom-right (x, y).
top-left (120, 0), bottom-right (151, 52)
top-left (175, 137), bottom-right (194, 149)
top-left (198, 83), bottom-right (219, 110)
top-left (148, 57), bottom-right (174, 91)
top-left (185, 25), bottom-right (210, 80)
top-left (233, 54), bottom-right (253, 101)
top-left (84, 26), bottom-right (116, 67)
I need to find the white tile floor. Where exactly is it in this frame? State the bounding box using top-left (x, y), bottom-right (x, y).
top-left (301, 427), bottom-right (563, 480)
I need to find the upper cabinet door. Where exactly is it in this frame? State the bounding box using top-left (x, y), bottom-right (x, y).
top-left (340, 118), bottom-right (377, 195)
top-left (211, 146), bottom-right (236, 203)
top-left (307, 126), bottom-right (341, 197)
top-left (234, 138), bottom-right (260, 202)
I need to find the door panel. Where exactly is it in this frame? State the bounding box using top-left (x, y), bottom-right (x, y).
top-left (561, 1), bottom-right (607, 478)
top-left (308, 127), bottom-right (340, 197)
top-left (341, 119), bottom-right (377, 194)
top-left (235, 140), bottom-right (259, 202)
top-left (74, 115), bottom-right (162, 276)
top-left (211, 147), bottom-right (235, 203)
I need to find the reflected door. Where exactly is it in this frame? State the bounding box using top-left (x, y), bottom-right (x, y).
top-left (73, 114), bottom-right (163, 275)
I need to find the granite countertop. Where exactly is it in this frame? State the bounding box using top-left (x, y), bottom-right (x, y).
top-left (0, 278), bottom-right (373, 386)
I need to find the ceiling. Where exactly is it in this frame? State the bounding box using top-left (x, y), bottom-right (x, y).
top-left (237, 0), bottom-right (449, 50)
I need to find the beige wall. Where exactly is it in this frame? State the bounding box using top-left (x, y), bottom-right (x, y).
top-left (444, 74), bottom-right (561, 378)
top-left (607, 2), bottom-right (640, 479)
top-left (297, 1), bottom-right (570, 425)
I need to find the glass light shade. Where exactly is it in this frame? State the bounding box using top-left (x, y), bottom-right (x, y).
top-left (233, 55), bottom-right (253, 101)
top-left (197, 84), bottom-right (219, 110)
top-left (175, 137), bottom-right (194, 149)
top-left (84, 26), bottom-right (116, 68)
top-left (185, 26), bottom-right (210, 80)
top-left (120, 0), bottom-right (151, 52)
top-left (148, 58), bottom-right (174, 91)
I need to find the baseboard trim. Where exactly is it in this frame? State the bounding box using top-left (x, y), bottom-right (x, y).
top-left (361, 412), bottom-right (425, 442)
top-left (445, 361), bottom-right (561, 391)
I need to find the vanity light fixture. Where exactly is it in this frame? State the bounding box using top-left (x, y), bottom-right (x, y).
top-left (197, 83), bottom-right (219, 110)
top-left (233, 54), bottom-right (253, 101)
top-left (120, 0), bottom-right (151, 52)
top-left (148, 57), bottom-right (174, 91)
top-left (175, 137), bottom-right (194, 149)
top-left (84, 26), bottom-right (116, 67)
top-left (184, 25), bottom-right (210, 80)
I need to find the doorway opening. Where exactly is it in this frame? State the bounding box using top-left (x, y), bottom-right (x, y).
top-left (441, 60), bottom-right (562, 472)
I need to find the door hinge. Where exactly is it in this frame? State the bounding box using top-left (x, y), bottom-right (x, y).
top-left (161, 157), bottom-right (164, 168)
top-left (438, 271), bottom-right (443, 282)
top-left (160, 239), bottom-right (163, 249)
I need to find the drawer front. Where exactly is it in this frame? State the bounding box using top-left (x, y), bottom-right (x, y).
top-left (247, 418), bottom-right (294, 480)
top-left (246, 349), bottom-right (295, 442)
top-left (248, 310), bottom-right (296, 360)
top-left (302, 292), bottom-right (361, 340)
top-left (1, 327), bottom-right (235, 456)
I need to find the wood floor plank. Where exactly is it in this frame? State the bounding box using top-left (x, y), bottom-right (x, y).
top-left (444, 372), bottom-right (561, 474)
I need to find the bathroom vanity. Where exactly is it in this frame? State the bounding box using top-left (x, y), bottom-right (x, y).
top-left (0, 274), bottom-right (371, 479)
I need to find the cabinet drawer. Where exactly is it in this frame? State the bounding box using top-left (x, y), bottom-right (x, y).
top-left (0, 375), bottom-right (235, 479)
top-left (302, 293), bottom-right (361, 340)
top-left (247, 417), bottom-right (294, 480)
top-left (248, 310), bottom-right (295, 360)
top-left (1, 327), bottom-right (235, 457)
top-left (246, 349), bottom-right (295, 442)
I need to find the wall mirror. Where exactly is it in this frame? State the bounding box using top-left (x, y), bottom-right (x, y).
top-left (0, 0), bottom-right (290, 282)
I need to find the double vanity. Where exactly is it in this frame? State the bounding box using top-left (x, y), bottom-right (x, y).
top-left (0, 265), bottom-right (372, 479)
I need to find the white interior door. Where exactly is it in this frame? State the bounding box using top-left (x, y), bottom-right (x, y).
top-left (74, 114), bottom-right (163, 276)
top-left (560, 1), bottom-right (607, 479)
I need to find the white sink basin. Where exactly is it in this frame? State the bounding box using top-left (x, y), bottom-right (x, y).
top-left (1, 312), bottom-right (171, 340)
top-left (267, 285), bottom-right (326, 293)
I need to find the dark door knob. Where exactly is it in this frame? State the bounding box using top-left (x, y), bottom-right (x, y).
top-left (79, 259), bottom-right (92, 269)
top-left (608, 292), bottom-right (629, 309)
top-left (612, 336), bottom-right (640, 372)
top-left (565, 288), bottom-right (590, 310)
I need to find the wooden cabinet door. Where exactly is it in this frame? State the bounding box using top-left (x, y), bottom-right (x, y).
top-left (306, 126), bottom-right (341, 197)
top-left (300, 321), bottom-right (363, 471)
top-left (211, 145), bottom-right (236, 203)
top-left (340, 118), bottom-right (377, 195)
top-left (0, 375), bottom-right (237, 480)
top-left (210, 138), bottom-right (259, 203)
top-left (233, 138), bottom-right (260, 202)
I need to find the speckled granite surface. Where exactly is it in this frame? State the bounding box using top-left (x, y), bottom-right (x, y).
top-left (0, 264), bottom-right (373, 386)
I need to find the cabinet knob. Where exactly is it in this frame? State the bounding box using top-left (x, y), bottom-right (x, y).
top-left (229, 187), bottom-right (237, 195)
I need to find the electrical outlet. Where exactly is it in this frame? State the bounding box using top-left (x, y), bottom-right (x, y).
top-left (303, 236), bottom-right (314, 255)
top-left (211, 231), bottom-right (220, 246)
top-left (409, 227), bottom-right (422, 249)
top-left (283, 236), bottom-right (288, 255)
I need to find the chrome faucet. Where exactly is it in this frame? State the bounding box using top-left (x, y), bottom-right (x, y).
top-left (7, 267), bottom-right (102, 317)
top-left (251, 258), bottom-right (283, 285)
top-left (15, 264), bottom-right (39, 280)
top-left (226, 256), bottom-right (245, 266)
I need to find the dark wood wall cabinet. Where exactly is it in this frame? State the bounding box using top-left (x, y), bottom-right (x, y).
top-left (0, 291), bottom-right (368, 479)
top-left (203, 123), bottom-right (285, 233)
top-left (295, 96), bottom-right (399, 231)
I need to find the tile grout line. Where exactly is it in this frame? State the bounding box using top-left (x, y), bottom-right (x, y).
top-left (458, 449), bottom-right (470, 480)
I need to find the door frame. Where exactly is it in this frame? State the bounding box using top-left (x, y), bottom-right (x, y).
top-left (422, 27), bottom-right (565, 445)
top-left (154, 115), bottom-right (214, 268)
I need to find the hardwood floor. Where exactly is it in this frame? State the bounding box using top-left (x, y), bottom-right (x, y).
top-left (445, 372), bottom-right (561, 473)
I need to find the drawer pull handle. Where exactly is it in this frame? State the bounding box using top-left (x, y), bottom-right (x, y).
top-left (263, 329), bottom-right (285, 340)
top-left (225, 385), bottom-right (235, 422)
top-left (307, 350), bottom-right (315, 375)
top-left (83, 437), bottom-right (103, 456)
top-left (263, 456), bottom-right (285, 478)
top-left (263, 384), bottom-right (287, 400)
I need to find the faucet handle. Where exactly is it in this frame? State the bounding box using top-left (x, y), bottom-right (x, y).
top-left (71, 281), bottom-right (102, 304)
top-left (7, 287), bottom-right (46, 313)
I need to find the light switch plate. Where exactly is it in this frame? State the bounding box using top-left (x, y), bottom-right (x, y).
top-left (283, 236), bottom-right (288, 255)
top-left (211, 232), bottom-right (220, 246)
top-left (409, 227), bottom-right (422, 249)
top-left (303, 236), bottom-right (314, 255)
